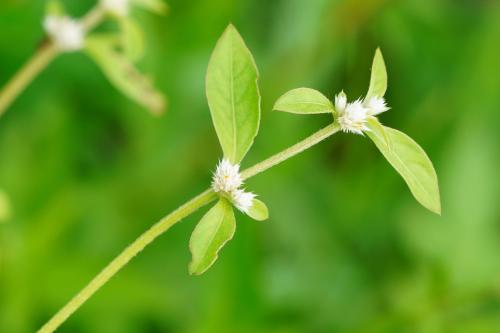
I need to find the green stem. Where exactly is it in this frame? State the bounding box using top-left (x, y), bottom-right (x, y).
top-left (81, 6), bottom-right (105, 32)
top-left (241, 123), bottom-right (339, 179)
top-left (37, 123), bottom-right (340, 333)
top-left (0, 6), bottom-right (105, 118)
top-left (0, 43), bottom-right (58, 116)
top-left (38, 189), bottom-right (217, 333)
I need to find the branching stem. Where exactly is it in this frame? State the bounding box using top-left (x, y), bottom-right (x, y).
top-left (0, 6), bottom-right (105, 117)
top-left (37, 122), bottom-right (340, 333)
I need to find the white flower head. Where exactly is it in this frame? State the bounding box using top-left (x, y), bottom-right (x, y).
top-left (211, 159), bottom-right (257, 214)
top-left (44, 16), bottom-right (84, 52)
top-left (212, 159), bottom-right (242, 193)
top-left (335, 91), bottom-right (347, 114)
top-left (101, 0), bottom-right (129, 16)
top-left (365, 96), bottom-right (390, 116)
top-left (338, 98), bottom-right (369, 135)
top-left (231, 189), bottom-right (256, 214)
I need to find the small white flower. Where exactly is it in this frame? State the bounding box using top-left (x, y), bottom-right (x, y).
top-left (231, 189), bottom-right (256, 214)
top-left (212, 159), bottom-right (243, 193)
top-left (335, 92), bottom-right (391, 135)
top-left (44, 16), bottom-right (84, 52)
top-left (335, 91), bottom-right (347, 113)
top-left (365, 96), bottom-right (390, 116)
top-left (338, 98), bottom-right (369, 135)
top-left (211, 159), bottom-right (258, 214)
top-left (101, 0), bottom-right (129, 16)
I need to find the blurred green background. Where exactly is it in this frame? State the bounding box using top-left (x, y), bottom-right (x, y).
top-left (2, 0), bottom-right (500, 332)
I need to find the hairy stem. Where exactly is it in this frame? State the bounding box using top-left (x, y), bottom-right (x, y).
top-left (0, 6), bottom-right (105, 117)
top-left (241, 123), bottom-right (339, 179)
top-left (38, 189), bottom-right (217, 333)
top-left (37, 123), bottom-right (340, 333)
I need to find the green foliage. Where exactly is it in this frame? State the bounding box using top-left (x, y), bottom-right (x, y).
top-left (119, 17), bottom-right (145, 62)
top-left (365, 48), bottom-right (387, 100)
top-left (273, 88), bottom-right (333, 114)
top-left (247, 198), bottom-right (269, 221)
top-left (85, 35), bottom-right (165, 115)
top-left (272, 49), bottom-right (440, 214)
top-left (0, 189), bottom-right (10, 222)
top-left (189, 199), bottom-right (235, 275)
top-left (189, 25), bottom-right (266, 275)
top-left (364, 50), bottom-right (440, 214)
top-left (366, 118), bottom-right (441, 214)
top-left (206, 24), bottom-right (261, 164)
top-left (5, 1), bottom-right (497, 331)
top-left (132, 0), bottom-right (169, 14)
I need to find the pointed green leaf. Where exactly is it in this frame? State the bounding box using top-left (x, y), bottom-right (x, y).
top-left (119, 17), bottom-right (145, 63)
top-left (366, 48), bottom-right (387, 100)
top-left (189, 199), bottom-right (236, 275)
top-left (206, 24), bottom-right (260, 164)
top-left (247, 198), bottom-right (269, 221)
top-left (132, 0), bottom-right (169, 14)
top-left (366, 118), bottom-right (441, 214)
top-left (85, 35), bottom-right (166, 115)
top-left (0, 190), bottom-right (11, 223)
top-left (273, 88), bottom-right (333, 114)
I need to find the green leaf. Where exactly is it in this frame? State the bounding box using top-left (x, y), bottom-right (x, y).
top-left (0, 190), bottom-right (11, 223)
top-left (206, 24), bottom-right (260, 164)
top-left (85, 35), bottom-right (166, 115)
top-left (273, 88), bottom-right (333, 114)
top-left (366, 118), bottom-right (441, 214)
top-left (119, 17), bottom-right (145, 63)
top-left (247, 198), bottom-right (269, 221)
top-left (132, 0), bottom-right (168, 14)
top-left (366, 48), bottom-right (387, 100)
top-left (189, 199), bottom-right (236, 275)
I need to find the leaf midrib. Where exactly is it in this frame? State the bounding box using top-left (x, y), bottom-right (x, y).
top-left (199, 205), bottom-right (225, 265)
top-left (229, 33), bottom-right (237, 162)
top-left (384, 131), bottom-right (433, 204)
top-left (281, 101), bottom-right (332, 107)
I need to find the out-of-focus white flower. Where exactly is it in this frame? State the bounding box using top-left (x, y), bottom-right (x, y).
top-left (212, 159), bottom-right (243, 193)
top-left (365, 96), bottom-right (390, 116)
top-left (44, 16), bottom-right (84, 52)
top-left (101, 0), bottom-right (129, 16)
top-left (231, 189), bottom-right (256, 214)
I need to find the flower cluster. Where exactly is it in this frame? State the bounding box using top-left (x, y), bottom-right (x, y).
top-left (43, 16), bottom-right (84, 52)
top-left (101, 0), bottom-right (129, 16)
top-left (335, 91), bottom-right (390, 135)
top-left (212, 159), bottom-right (255, 213)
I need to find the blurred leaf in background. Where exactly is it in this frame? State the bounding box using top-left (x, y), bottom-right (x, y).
top-left (1, 0), bottom-right (500, 332)
top-left (0, 189), bottom-right (11, 222)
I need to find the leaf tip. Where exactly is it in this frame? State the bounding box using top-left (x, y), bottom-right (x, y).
top-left (373, 48), bottom-right (385, 64)
top-left (429, 197), bottom-right (442, 216)
top-left (224, 23), bottom-right (239, 36)
top-left (272, 97), bottom-right (283, 112)
top-left (188, 262), bottom-right (203, 276)
top-left (247, 199), bottom-right (269, 221)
